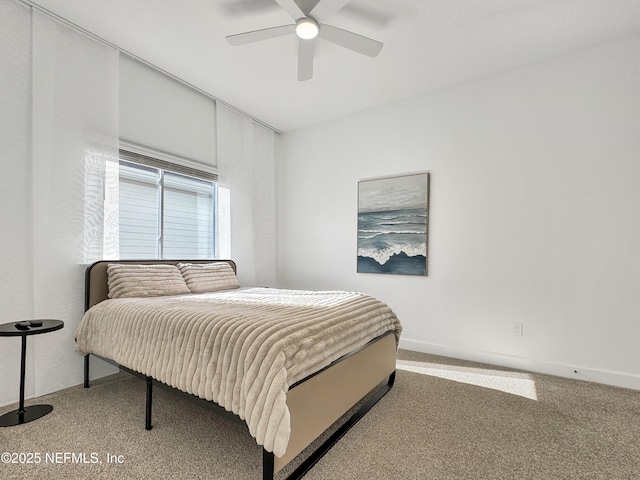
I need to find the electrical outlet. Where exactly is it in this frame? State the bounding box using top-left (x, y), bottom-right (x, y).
top-left (512, 322), bottom-right (523, 336)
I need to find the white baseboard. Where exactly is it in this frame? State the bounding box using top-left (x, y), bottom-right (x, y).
top-left (399, 338), bottom-right (640, 391)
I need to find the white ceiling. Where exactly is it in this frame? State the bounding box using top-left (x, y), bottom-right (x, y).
top-left (30, 0), bottom-right (640, 132)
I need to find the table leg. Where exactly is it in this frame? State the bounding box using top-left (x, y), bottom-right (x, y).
top-left (18, 335), bottom-right (26, 417)
top-left (0, 335), bottom-right (54, 427)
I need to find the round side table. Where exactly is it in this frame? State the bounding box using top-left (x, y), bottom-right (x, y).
top-left (0, 319), bottom-right (64, 427)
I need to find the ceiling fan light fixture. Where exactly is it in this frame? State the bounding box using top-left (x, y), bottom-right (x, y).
top-left (226, 0), bottom-right (384, 80)
top-left (295, 17), bottom-right (319, 39)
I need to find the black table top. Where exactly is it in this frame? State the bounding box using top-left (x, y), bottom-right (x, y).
top-left (0, 319), bottom-right (64, 337)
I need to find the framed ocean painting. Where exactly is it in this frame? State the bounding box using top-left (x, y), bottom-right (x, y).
top-left (357, 173), bottom-right (430, 276)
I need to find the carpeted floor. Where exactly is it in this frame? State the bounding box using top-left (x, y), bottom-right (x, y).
top-left (1, 350), bottom-right (639, 479)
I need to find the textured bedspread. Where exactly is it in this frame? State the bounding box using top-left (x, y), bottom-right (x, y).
top-left (75, 288), bottom-right (401, 457)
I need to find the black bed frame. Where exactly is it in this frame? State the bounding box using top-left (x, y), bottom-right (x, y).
top-left (82, 263), bottom-right (396, 480)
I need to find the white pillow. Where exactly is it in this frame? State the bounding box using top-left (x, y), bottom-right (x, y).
top-left (107, 264), bottom-right (191, 299)
top-left (177, 262), bottom-right (240, 294)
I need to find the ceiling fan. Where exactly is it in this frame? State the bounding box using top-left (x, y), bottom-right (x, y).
top-left (226, 0), bottom-right (383, 81)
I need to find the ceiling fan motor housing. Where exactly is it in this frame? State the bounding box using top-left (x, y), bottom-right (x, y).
top-left (295, 17), bottom-right (320, 39)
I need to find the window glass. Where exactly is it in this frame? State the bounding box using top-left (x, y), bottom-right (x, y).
top-left (163, 171), bottom-right (214, 259)
top-left (118, 159), bottom-right (215, 259)
top-left (119, 161), bottom-right (160, 259)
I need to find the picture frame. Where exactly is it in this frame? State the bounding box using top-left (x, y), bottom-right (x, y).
top-left (357, 172), bottom-right (430, 276)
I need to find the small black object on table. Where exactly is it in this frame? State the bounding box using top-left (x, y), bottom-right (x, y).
top-left (0, 319), bottom-right (64, 427)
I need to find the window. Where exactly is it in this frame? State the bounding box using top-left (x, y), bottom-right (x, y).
top-left (118, 150), bottom-right (217, 260)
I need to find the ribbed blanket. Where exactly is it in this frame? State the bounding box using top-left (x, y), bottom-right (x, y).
top-left (75, 288), bottom-right (402, 457)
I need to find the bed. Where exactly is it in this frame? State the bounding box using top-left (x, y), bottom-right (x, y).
top-left (76, 259), bottom-right (401, 479)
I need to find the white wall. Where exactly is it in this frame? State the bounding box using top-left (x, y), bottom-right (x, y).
top-left (277, 34), bottom-right (640, 390)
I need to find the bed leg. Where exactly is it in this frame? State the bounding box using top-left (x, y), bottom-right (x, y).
top-left (262, 449), bottom-right (274, 480)
top-left (145, 377), bottom-right (153, 431)
top-left (84, 354), bottom-right (90, 388)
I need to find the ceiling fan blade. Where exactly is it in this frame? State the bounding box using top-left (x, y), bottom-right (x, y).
top-left (297, 38), bottom-right (314, 81)
top-left (319, 24), bottom-right (382, 57)
top-left (226, 24), bottom-right (294, 46)
top-left (274, 0), bottom-right (305, 20)
top-left (220, 0), bottom-right (279, 17)
top-left (310, 0), bottom-right (352, 22)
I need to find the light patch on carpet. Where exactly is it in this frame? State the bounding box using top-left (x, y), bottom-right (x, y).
top-left (396, 360), bottom-right (538, 400)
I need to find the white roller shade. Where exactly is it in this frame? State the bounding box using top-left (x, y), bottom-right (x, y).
top-left (119, 54), bottom-right (216, 169)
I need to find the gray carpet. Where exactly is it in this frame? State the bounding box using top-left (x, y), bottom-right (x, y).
top-left (1, 350), bottom-right (639, 479)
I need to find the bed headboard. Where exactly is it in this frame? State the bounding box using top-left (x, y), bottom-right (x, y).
top-left (84, 259), bottom-right (237, 311)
